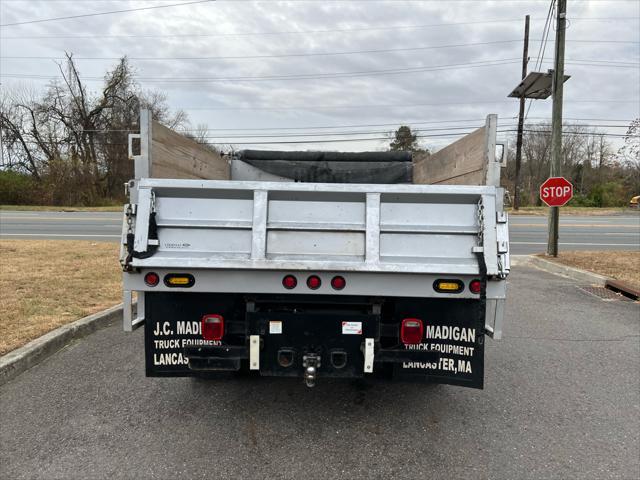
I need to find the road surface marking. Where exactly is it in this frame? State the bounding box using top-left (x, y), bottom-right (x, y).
top-left (0, 216), bottom-right (120, 221)
top-left (0, 233), bottom-right (121, 238)
top-left (511, 232), bottom-right (639, 236)
top-left (511, 241), bottom-right (639, 246)
top-left (511, 224), bottom-right (639, 228)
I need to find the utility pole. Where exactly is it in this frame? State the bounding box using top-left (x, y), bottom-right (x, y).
top-left (547, 0), bottom-right (567, 257)
top-left (513, 15), bottom-right (530, 211)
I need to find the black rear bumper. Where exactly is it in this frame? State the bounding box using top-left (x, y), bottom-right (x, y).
top-left (184, 344), bottom-right (439, 371)
top-left (145, 292), bottom-right (485, 389)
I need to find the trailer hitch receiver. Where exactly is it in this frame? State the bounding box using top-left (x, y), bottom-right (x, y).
top-left (302, 354), bottom-right (321, 387)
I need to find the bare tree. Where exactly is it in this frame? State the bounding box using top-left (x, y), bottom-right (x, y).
top-left (1, 54), bottom-right (190, 205)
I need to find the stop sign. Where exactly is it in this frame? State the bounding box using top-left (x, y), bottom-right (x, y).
top-left (540, 177), bottom-right (573, 207)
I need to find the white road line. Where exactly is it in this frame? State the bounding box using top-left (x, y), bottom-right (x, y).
top-left (511, 241), bottom-right (639, 246)
top-left (0, 216), bottom-right (121, 221)
top-left (0, 233), bottom-right (121, 238)
top-left (511, 232), bottom-right (639, 236)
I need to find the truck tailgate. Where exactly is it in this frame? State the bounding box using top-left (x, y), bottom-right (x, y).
top-left (123, 179), bottom-right (508, 277)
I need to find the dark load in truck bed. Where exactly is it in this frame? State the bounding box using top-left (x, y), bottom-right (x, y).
top-left (235, 149), bottom-right (413, 184)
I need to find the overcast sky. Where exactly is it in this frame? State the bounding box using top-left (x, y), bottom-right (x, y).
top-left (1, 0), bottom-right (638, 152)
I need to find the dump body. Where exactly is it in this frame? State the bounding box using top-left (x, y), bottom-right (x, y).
top-left (122, 111), bottom-right (509, 388)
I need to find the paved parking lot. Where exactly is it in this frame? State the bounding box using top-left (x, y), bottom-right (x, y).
top-left (1, 265), bottom-right (638, 479)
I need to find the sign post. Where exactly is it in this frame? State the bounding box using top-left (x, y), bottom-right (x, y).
top-left (540, 176), bottom-right (573, 257)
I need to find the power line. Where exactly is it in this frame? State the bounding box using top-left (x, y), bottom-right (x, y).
top-left (0, 0), bottom-right (214, 27)
top-left (2, 15), bottom-right (638, 40)
top-left (178, 100), bottom-right (636, 110)
top-left (2, 58), bottom-right (634, 85)
top-left (0, 17), bottom-right (524, 39)
top-left (0, 58), bottom-right (524, 82)
top-left (172, 130), bottom-right (640, 146)
top-left (3, 43), bottom-right (639, 62)
top-left (1, 40), bottom-right (525, 60)
top-left (160, 130), bottom-right (640, 145)
top-left (545, 60), bottom-right (640, 67)
top-left (185, 119), bottom-right (635, 132)
top-left (530, 117), bottom-right (636, 122)
top-left (75, 122), bottom-right (632, 134)
top-left (10, 128), bottom-right (634, 149)
top-left (129, 124), bottom-right (635, 138)
top-left (75, 118), bottom-right (493, 133)
top-left (525, 0), bottom-right (555, 122)
top-left (14, 124), bottom-right (631, 139)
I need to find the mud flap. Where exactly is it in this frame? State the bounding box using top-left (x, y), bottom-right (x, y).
top-left (144, 292), bottom-right (245, 376)
top-left (391, 298), bottom-right (485, 389)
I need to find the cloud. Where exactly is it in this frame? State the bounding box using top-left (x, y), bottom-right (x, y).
top-left (1, 0), bottom-right (638, 151)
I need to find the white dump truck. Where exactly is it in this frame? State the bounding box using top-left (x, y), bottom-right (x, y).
top-left (121, 110), bottom-right (509, 388)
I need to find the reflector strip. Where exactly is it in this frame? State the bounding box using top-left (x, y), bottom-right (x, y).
top-left (249, 335), bottom-right (260, 370)
top-left (364, 338), bottom-right (374, 373)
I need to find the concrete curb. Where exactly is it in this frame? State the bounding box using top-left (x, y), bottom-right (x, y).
top-left (0, 304), bottom-right (123, 387)
top-left (514, 254), bottom-right (607, 285)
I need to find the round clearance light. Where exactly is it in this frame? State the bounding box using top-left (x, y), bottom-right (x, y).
top-left (144, 272), bottom-right (159, 287)
top-left (307, 275), bottom-right (322, 290)
top-left (331, 276), bottom-right (346, 290)
top-left (282, 275), bottom-right (297, 290)
top-left (469, 279), bottom-right (482, 294)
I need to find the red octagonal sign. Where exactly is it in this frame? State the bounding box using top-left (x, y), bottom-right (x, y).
top-left (540, 176), bottom-right (573, 207)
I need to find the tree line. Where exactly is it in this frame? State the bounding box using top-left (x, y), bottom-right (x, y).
top-left (1, 55), bottom-right (638, 207)
top-left (502, 120), bottom-right (639, 207)
top-left (389, 120), bottom-right (639, 207)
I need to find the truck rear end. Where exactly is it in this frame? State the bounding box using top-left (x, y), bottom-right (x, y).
top-left (121, 111), bottom-right (509, 389)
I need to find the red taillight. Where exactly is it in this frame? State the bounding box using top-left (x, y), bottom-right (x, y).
top-left (282, 275), bottom-right (297, 289)
top-left (400, 318), bottom-right (424, 345)
top-left (144, 272), bottom-right (159, 287)
top-left (331, 275), bottom-right (346, 290)
top-left (307, 275), bottom-right (321, 290)
top-left (202, 314), bottom-right (224, 341)
top-left (469, 279), bottom-right (482, 294)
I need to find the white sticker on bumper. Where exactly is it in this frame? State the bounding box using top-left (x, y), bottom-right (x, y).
top-left (342, 321), bottom-right (362, 335)
top-left (269, 321), bottom-right (282, 334)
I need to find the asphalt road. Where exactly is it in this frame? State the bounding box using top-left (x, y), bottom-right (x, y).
top-left (1, 266), bottom-right (638, 480)
top-left (0, 210), bottom-right (638, 254)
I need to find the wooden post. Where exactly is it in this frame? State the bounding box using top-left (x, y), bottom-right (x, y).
top-left (547, 0), bottom-right (567, 257)
top-left (513, 15), bottom-right (530, 211)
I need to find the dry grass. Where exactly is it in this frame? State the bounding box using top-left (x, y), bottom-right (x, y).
top-left (542, 250), bottom-right (640, 288)
top-left (508, 206), bottom-right (631, 216)
top-left (0, 205), bottom-right (121, 212)
top-left (0, 240), bottom-right (121, 355)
